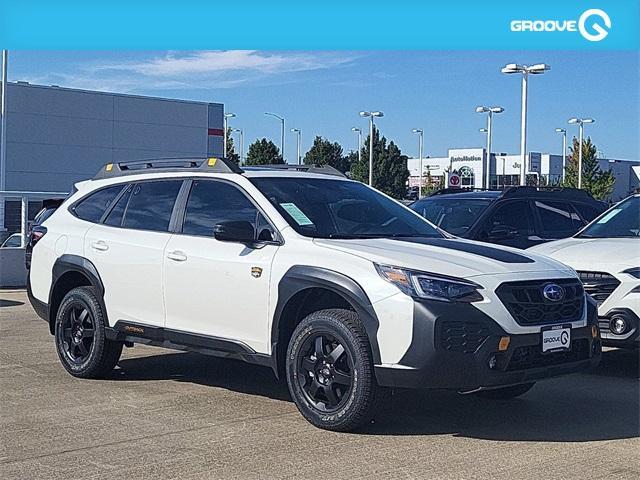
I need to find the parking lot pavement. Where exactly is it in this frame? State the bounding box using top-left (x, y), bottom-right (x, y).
top-left (1, 289), bottom-right (638, 480)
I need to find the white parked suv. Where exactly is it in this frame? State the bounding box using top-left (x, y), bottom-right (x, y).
top-left (530, 194), bottom-right (640, 349)
top-left (28, 158), bottom-right (601, 431)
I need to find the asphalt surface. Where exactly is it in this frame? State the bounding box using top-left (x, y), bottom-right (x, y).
top-left (1, 289), bottom-right (639, 480)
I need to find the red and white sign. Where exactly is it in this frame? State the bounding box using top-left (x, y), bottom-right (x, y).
top-left (448, 173), bottom-right (461, 187)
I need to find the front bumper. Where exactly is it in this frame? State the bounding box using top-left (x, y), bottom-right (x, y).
top-left (375, 297), bottom-right (601, 391)
top-left (598, 308), bottom-right (640, 348)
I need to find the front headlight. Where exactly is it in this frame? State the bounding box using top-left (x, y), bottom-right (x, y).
top-left (375, 264), bottom-right (483, 303)
top-left (622, 267), bottom-right (640, 279)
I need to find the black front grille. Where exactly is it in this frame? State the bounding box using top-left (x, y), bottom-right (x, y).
top-left (496, 279), bottom-right (584, 326)
top-left (578, 271), bottom-right (620, 307)
top-left (438, 320), bottom-right (492, 354)
top-left (506, 339), bottom-right (590, 371)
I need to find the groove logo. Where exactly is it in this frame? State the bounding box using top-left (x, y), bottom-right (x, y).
top-left (510, 9), bottom-right (611, 42)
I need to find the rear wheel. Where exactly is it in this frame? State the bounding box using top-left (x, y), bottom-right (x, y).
top-left (54, 286), bottom-right (122, 378)
top-left (286, 308), bottom-right (387, 432)
top-left (475, 382), bottom-right (535, 399)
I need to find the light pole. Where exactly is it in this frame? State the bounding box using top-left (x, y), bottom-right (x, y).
top-left (351, 127), bottom-right (362, 163)
top-left (412, 128), bottom-right (424, 198)
top-left (501, 63), bottom-right (550, 186)
top-left (290, 128), bottom-right (301, 165)
top-left (476, 106), bottom-right (504, 189)
top-left (555, 128), bottom-right (567, 183)
top-left (265, 112), bottom-right (285, 162)
top-left (0, 50), bottom-right (7, 232)
top-left (223, 112), bottom-right (235, 157)
top-left (232, 128), bottom-right (244, 165)
top-left (568, 117), bottom-right (595, 189)
top-left (359, 111), bottom-right (383, 186)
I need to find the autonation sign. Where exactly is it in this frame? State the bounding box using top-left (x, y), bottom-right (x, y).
top-left (511, 9), bottom-right (611, 42)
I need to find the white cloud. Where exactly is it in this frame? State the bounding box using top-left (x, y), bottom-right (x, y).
top-left (25, 51), bottom-right (362, 93)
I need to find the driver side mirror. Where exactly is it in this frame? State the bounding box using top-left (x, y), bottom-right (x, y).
top-left (213, 221), bottom-right (256, 244)
top-left (488, 225), bottom-right (517, 241)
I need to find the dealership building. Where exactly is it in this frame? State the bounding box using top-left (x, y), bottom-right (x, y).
top-left (0, 81), bottom-right (224, 237)
top-left (407, 147), bottom-right (640, 202)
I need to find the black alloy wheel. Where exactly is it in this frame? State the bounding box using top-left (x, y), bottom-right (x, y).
top-left (55, 286), bottom-right (123, 378)
top-left (60, 302), bottom-right (96, 364)
top-left (296, 332), bottom-right (354, 412)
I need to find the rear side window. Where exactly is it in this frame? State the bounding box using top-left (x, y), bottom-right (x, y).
top-left (121, 181), bottom-right (182, 232)
top-left (73, 185), bottom-right (124, 223)
top-left (182, 180), bottom-right (270, 238)
top-left (485, 200), bottom-right (533, 235)
top-left (573, 202), bottom-right (603, 224)
top-left (534, 201), bottom-right (582, 234)
top-left (104, 185), bottom-right (132, 227)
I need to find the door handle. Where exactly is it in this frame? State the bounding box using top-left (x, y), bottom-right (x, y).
top-left (91, 241), bottom-right (109, 252)
top-left (167, 250), bottom-right (187, 262)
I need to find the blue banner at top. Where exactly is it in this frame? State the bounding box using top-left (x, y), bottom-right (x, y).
top-left (0, 0), bottom-right (638, 50)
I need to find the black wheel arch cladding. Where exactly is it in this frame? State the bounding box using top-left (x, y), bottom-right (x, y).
top-left (49, 255), bottom-right (107, 333)
top-left (271, 265), bottom-right (381, 376)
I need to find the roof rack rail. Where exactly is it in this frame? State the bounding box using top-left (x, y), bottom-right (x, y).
top-left (93, 157), bottom-right (242, 180)
top-left (242, 164), bottom-right (347, 178)
top-left (501, 186), bottom-right (594, 199)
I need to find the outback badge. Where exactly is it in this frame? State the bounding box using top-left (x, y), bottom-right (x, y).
top-left (251, 267), bottom-right (263, 278)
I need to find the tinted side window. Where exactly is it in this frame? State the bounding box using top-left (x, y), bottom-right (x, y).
top-left (104, 185), bottom-right (132, 227)
top-left (573, 202), bottom-right (603, 224)
top-left (534, 201), bottom-right (581, 234)
top-left (73, 185), bottom-right (124, 223)
top-left (182, 180), bottom-right (269, 238)
top-left (486, 200), bottom-right (533, 235)
top-left (122, 181), bottom-right (182, 232)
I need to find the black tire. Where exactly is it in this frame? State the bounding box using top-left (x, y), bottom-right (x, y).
top-left (286, 308), bottom-right (387, 432)
top-left (54, 286), bottom-right (122, 378)
top-left (475, 382), bottom-right (536, 400)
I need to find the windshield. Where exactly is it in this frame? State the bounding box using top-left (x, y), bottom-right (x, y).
top-left (250, 177), bottom-right (442, 239)
top-left (577, 196), bottom-right (640, 238)
top-left (410, 197), bottom-right (492, 235)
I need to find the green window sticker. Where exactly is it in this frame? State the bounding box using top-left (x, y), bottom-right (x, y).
top-left (280, 203), bottom-right (314, 226)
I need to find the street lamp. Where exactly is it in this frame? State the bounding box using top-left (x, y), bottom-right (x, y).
top-left (290, 128), bottom-right (301, 165)
top-left (223, 112), bottom-right (236, 157)
top-left (412, 128), bottom-right (424, 198)
top-left (501, 63), bottom-right (550, 186)
top-left (232, 128), bottom-right (244, 165)
top-left (359, 111), bottom-right (383, 186)
top-left (475, 106), bottom-right (504, 189)
top-left (351, 127), bottom-right (362, 164)
top-left (265, 112), bottom-right (285, 162)
top-left (568, 117), bottom-right (595, 189)
top-left (555, 128), bottom-right (567, 183)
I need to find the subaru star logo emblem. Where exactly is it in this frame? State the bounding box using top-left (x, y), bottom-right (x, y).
top-left (543, 283), bottom-right (565, 302)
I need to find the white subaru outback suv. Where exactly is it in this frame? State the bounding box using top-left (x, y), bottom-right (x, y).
top-left (28, 158), bottom-right (601, 432)
top-left (530, 194), bottom-right (640, 349)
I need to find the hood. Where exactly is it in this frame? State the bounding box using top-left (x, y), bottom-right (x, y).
top-left (314, 237), bottom-right (572, 279)
top-left (529, 237), bottom-right (639, 272)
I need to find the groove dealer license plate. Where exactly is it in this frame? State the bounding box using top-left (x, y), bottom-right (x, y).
top-left (541, 325), bottom-right (571, 353)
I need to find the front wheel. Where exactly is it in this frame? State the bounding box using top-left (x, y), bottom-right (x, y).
top-left (54, 286), bottom-right (122, 378)
top-left (286, 308), bottom-right (387, 432)
top-left (475, 382), bottom-right (536, 400)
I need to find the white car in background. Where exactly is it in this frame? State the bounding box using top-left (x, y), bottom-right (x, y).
top-left (530, 194), bottom-right (640, 348)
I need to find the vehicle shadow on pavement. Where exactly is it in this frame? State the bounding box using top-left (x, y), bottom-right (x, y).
top-left (115, 348), bottom-right (639, 442)
top-left (0, 299), bottom-right (25, 307)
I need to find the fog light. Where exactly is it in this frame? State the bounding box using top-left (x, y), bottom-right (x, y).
top-left (488, 355), bottom-right (497, 370)
top-left (610, 315), bottom-right (628, 335)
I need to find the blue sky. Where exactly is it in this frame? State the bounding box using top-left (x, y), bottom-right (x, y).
top-left (7, 50), bottom-right (639, 162)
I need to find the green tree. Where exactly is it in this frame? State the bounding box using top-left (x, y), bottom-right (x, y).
top-left (562, 136), bottom-right (614, 200)
top-left (245, 138), bottom-right (284, 165)
top-left (350, 128), bottom-right (409, 199)
top-left (303, 136), bottom-right (350, 173)
top-left (225, 127), bottom-right (240, 164)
